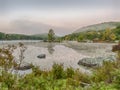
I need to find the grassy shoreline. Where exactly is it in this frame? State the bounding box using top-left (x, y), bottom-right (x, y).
top-left (0, 61), bottom-right (120, 90)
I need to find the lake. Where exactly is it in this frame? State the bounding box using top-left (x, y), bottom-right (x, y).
top-left (0, 40), bottom-right (116, 74)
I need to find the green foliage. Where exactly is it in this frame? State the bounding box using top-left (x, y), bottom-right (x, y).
top-left (65, 67), bottom-right (75, 78)
top-left (32, 66), bottom-right (43, 76)
top-left (0, 61), bottom-right (120, 90)
top-left (0, 45), bottom-right (17, 71)
top-left (66, 78), bottom-right (80, 88)
top-left (61, 26), bottom-right (120, 42)
top-left (0, 32), bottom-right (48, 40)
top-left (48, 29), bottom-right (55, 42)
top-left (51, 63), bottom-right (65, 79)
top-left (73, 69), bottom-right (91, 84)
top-left (77, 34), bottom-right (84, 42)
top-left (89, 82), bottom-right (116, 90)
top-left (113, 26), bottom-right (120, 36)
top-left (0, 32), bottom-right (5, 40)
top-left (112, 69), bottom-right (120, 89)
top-left (0, 71), bottom-right (17, 89)
top-left (92, 61), bottom-right (116, 83)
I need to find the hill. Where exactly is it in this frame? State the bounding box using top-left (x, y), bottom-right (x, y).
top-left (62, 22), bottom-right (120, 42)
top-left (31, 33), bottom-right (48, 40)
top-left (74, 22), bottom-right (120, 33)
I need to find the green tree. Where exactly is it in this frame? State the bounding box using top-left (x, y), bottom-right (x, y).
top-left (48, 29), bottom-right (55, 42)
top-left (0, 32), bottom-right (5, 40)
top-left (109, 33), bottom-right (116, 41)
top-left (102, 28), bottom-right (112, 41)
top-left (77, 34), bottom-right (84, 42)
top-left (65, 35), bottom-right (70, 40)
top-left (5, 34), bottom-right (9, 40)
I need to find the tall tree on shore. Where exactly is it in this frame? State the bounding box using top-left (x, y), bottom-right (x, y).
top-left (102, 28), bottom-right (112, 41)
top-left (48, 29), bottom-right (55, 42)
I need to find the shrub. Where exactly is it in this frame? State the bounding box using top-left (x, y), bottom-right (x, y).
top-left (0, 71), bottom-right (17, 89)
top-left (32, 66), bottom-right (42, 76)
top-left (66, 78), bottom-right (80, 87)
top-left (0, 45), bottom-right (16, 71)
top-left (89, 82), bottom-right (116, 90)
top-left (51, 63), bottom-right (65, 79)
top-left (112, 69), bottom-right (120, 89)
top-left (65, 67), bottom-right (75, 78)
top-left (92, 61), bottom-right (116, 83)
top-left (73, 69), bottom-right (91, 84)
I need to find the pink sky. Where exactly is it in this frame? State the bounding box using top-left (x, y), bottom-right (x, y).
top-left (0, 0), bottom-right (120, 35)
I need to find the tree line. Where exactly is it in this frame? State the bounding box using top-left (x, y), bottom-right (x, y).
top-left (61, 26), bottom-right (120, 42)
top-left (0, 32), bottom-right (48, 40)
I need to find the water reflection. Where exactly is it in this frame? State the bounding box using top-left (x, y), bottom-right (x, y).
top-left (47, 43), bottom-right (55, 54)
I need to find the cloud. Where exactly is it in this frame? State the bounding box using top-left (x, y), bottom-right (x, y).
top-left (0, 0), bottom-right (117, 12)
top-left (0, 0), bottom-right (120, 35)
top-left (0, 19), bottom-right (71, 35)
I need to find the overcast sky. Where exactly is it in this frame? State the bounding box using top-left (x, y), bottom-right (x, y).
top-left (0, 0), bottom-right (120, 35)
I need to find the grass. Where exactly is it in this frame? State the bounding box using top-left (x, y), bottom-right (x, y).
top-left (0, 61), bottom-right (120, 90)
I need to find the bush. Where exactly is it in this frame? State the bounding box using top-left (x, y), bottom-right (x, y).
top-left (0, 71), bottom-right (17, 89)
top-left (89, 82), bottom-right (116, 90)
top-left (112, 69), bottom-right (120, 89)
top-left (73, 69), bottom-right (91, 84)
top-left (32, 66), bottom-right (42, 76)
top-left (51, 63), bottom-right (65, 79)
top-left (65, 67), bottom-right (75, 78)
top-left (92, 61), bottom-right (116, 83)
top-left (0, 45), bottom-right (16, 71)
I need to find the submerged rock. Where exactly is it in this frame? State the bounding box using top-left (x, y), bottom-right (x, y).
top-left (78, 60), bottom-right (98, 67)
top-left (78, 58), bottom-right (98, 67)
top-left (14, 62), bottom-right (33, 70)
top-left (37, 54), bottom-right (46, 59)
top-left (78, 55), bottom-right (116, 67)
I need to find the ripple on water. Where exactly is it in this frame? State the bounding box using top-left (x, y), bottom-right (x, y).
top-left (13, 45), bottom-right (90, 74)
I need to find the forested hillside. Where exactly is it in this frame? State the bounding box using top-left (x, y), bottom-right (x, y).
top-left (74, 22), bottom-right (120, 33)
top-left (0, 32), bottom-right (48, 40)
top-left (62, 25), bottom-right (120, 42)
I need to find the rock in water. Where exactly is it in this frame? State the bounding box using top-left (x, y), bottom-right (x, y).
top-left (78, 55), bottom-right (116, 67)
top-left (78, 58), bottom-right (98, 67)
top-left (14, 62), bottom-right (33, 70)
top-left (37, 54), bottom-right (46, 59)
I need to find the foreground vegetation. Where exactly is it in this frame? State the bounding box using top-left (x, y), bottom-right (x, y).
top-left (1, 61), bottom-right (120, 90)
top-left (0, 43), bottom-right (120, 90)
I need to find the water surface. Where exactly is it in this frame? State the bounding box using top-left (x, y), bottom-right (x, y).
top-left (0, 40), bottom-right (116, 74)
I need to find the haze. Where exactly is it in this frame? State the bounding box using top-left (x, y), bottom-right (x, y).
top-left (0, 0), bottom-right (120, 36)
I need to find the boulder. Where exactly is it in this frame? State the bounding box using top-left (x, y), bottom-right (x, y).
top-left (14, 62), bottom-right (33, 70)
top-left (78, 55), bottom-right (116, 67)
top-left (37, 54), bottom-right (46, 59)
top-left (78, 58), bottom-right (98, 67)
